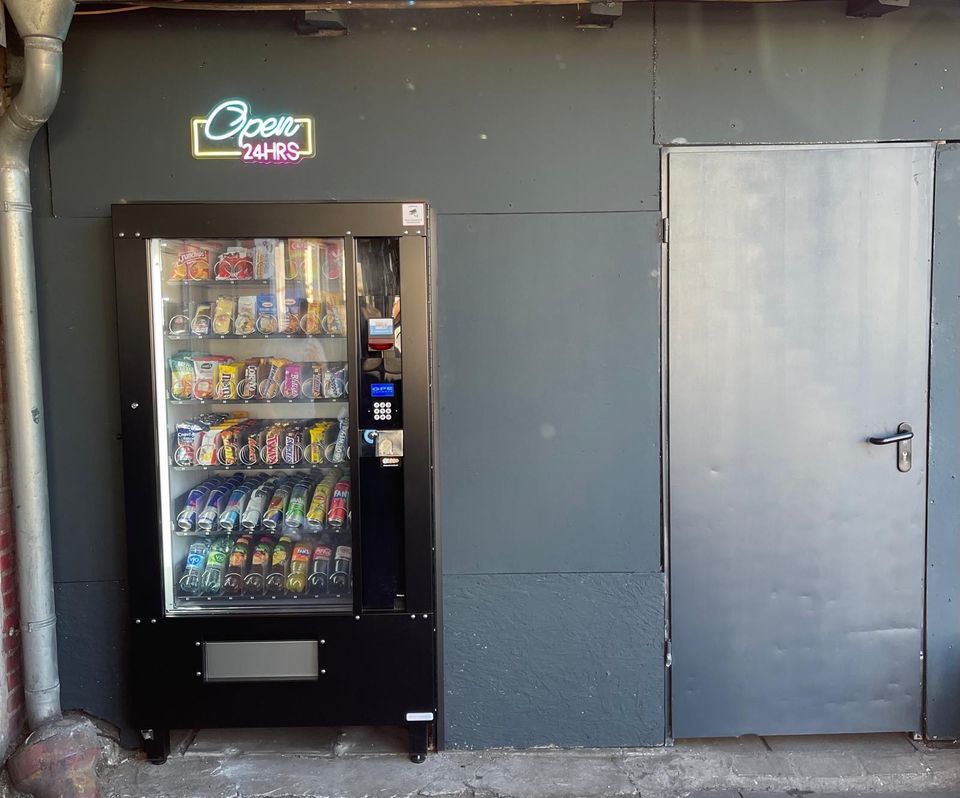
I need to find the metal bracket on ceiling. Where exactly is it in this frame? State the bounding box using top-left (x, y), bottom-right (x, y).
top-left (846, 0), bottom-right (909, 17)
top-left (295, 10), bottom-right (348, 37)
top-left (576, 1), bottom-right (623, 29)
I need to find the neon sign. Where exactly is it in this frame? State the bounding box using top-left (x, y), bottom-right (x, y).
top-left (191, 99), bottom-right (316, 164)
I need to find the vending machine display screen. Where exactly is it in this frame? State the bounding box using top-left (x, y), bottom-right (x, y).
top-left (371, 383), bottom-right (395, 398)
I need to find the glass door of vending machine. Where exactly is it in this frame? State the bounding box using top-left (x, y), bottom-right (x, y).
top-left (154, 236), bottom-right (357, 612)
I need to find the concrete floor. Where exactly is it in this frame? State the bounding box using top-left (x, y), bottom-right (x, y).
top-left (98, 728), bottom-right (960, 798)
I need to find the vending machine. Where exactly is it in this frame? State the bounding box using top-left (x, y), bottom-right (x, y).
top-left (112, 202), bottom-right (438, 763)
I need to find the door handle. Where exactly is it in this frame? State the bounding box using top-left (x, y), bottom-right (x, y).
top-left (868, 422), bottom-right (913, 472)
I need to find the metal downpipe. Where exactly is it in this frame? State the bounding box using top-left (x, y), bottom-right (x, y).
top-left (0, 0), bottom-right (75, 731)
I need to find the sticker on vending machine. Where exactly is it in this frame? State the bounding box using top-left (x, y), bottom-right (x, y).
top-left (402, 203), bottom-right (425, 227)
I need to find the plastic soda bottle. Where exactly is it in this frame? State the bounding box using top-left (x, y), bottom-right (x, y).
top-left (200, 537), bottom-right (231, 595)
top-left (306, 543), bottom-right (333, 596)
top-left (264, 536), bottom-right (292, 596)
top-left (285, 541), bottom-right (312, 594)
top-left (221, 536), bottom-right (251, 596)
top-left (179, 539), bottom-right (211, 595)
top-left (242, 537), bottom-right (274, 596)
top-left (330, 545), bottom-right (352, 592)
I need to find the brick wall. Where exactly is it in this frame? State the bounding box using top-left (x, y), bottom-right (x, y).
top-left (0, 328), bottom-right (24, 756)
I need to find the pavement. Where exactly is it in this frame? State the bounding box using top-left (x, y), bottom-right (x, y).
top-left (98, 727), bottom-right (960, 798)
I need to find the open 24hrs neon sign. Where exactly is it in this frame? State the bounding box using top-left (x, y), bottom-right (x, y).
top-left (191, 99), bottom-right (316, 164)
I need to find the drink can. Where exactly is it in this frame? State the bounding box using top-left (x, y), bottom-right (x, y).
top-left (241, 477), bottom-right (278, 530)
top-left (219, 483), bottom-right (253, 531)
top-left (262, 481), bottom-right (292, 531)
top-left (306, 470), bottom-right (340, 529)
top-left (285, 481), bottom-right (310, 530)
top-left (176, 481), bottom-right (213, 531)
top-left (327, 477), bottom-right (351, 529)
top-left (197, 475), bottom-right (242, 532)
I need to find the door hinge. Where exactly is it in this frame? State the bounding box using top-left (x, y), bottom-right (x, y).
top-left (660, 217), bottom-right (669, 244)
top-left (665, 639), bottom-right (673, 668)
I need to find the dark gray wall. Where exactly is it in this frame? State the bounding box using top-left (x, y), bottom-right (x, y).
top-left (41, 4), bottom-right (665, 748)
top-left (33, 0), bottom-right (960, 747)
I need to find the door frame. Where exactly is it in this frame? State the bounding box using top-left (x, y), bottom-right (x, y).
top-left (658, 142), bottom-right (938, 741)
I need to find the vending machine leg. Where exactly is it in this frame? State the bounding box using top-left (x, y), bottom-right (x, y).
top-left (142, 728), bottom-right (170, 765)
top-left (407, 721), bottom-right (430, 764)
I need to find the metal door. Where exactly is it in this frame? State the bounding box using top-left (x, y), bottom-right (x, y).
top-left (666, 144), bottom-right (934, 738)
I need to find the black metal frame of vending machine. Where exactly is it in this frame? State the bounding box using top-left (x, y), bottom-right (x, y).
top-left (112, 202), bottom-right (439, 763)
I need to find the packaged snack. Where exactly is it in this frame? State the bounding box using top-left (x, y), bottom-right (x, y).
top-left (283, 426), bottom-right (304, 466)
top-left (214, 246), bottom-right (255, 281)
top-left (259, 358), bottom-right (288, 400)
top-left (191, 302), bottom-right (212, 336)
top-left (234, 296), bottom-right (257, 335)
top-left (286, 239), bottom-right (309, 281)
top-left (280, 363), bottom-right (302, 400)
top-left (177, 243), bottom-right (212, 281)
top-left (169, 354), bottom-right (195, 400)
top-left (255, 239), bottom-right (279, 280)
top-left (322, 362), bottom-right (346, 399)
top-left (243, 426), bottom-right (266, 466)
top-left (321, 293), bottom-right (345, 335)
top-left (301, 362), bottom-right (324, 400)
top-left (300, 301), bottom-right (323, 335)
top-left (175, 418), bottom-right (207, 466)
top-left (212, 296), bottom-right (236, 335)
top-left (192, 356), bottom-right (225, 400)
top-left (283, 297), bottom-right (304, 335)
top-left (168, 304), bottom-right (191, 336)
top-left (216, 362), bottom-right (242, 400)
top-left (238, 358), bottom-right (261, 400)
top-left (307, 421), bottom-right (335, 464)
top-left (256, 294), bottom-right (278, 335)
top-left (263, 424), bottom-right (284, 465)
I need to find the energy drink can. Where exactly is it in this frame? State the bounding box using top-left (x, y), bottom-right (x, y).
top-left (326, 477), bottom-right (351, 529)
top-left (177, 481), bottom-right (215, 531)
top-left (219, 481), bottom-right (255, 532)
top-left (241, 477), bottom-right (279, 530)
top-left (262, 480), bottom-right (293, 531)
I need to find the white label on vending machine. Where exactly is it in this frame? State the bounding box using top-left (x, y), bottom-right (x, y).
top-left (402, 203), bottom-right (425, 227)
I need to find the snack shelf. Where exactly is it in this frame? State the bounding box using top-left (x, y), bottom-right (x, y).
top-left (170, 463), bottom-right (347, 473)
top-left (167, 279), bottom-right (306, 288)
top-left (166, 333), bottom-right (346, 341)
top-left (167, 396), bottom-right (347, 405)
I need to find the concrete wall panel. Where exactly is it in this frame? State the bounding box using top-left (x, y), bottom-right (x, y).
top-left (443, 572), bottom-right (664, 748)
top-left (438, 212), bottom-right (662, 576)
top-left (656, 1), bottom-right (960, 145)
top-left (51, 7), bottom-right (657, 218)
